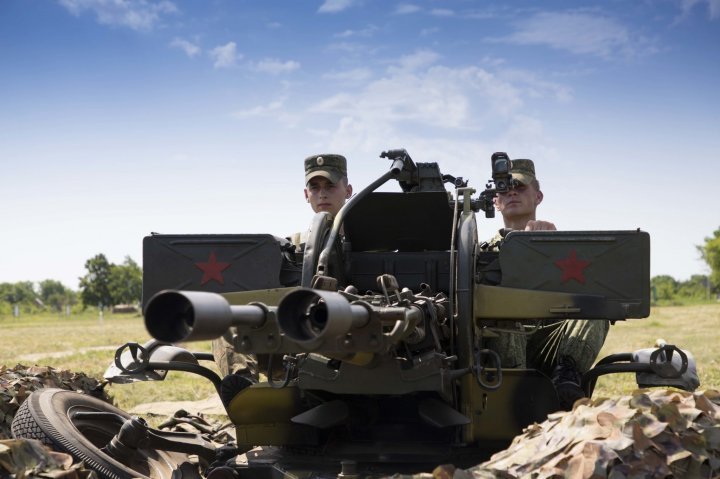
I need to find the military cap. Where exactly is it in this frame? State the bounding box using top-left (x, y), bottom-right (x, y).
top-left (510, 159), bottom-right (536, 185)
top-left (304, 154), bottom-right (347, 185)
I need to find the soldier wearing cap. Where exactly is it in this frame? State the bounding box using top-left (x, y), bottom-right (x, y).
top-left (213, 154), bottom-right (354, 401)
top-left (303, 154), bottom-right (353, 217)
top-left (487, 159), bottom-right (609, 410)
top-left (493, 159), bottom-right (556, 233)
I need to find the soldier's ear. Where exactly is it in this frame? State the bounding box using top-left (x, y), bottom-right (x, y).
top-left (304, 189), bottom-right (309, 201)
top-left (535, 190), bottom-right (544, 205)
top-left (346, 184), bottom-right (353, 198)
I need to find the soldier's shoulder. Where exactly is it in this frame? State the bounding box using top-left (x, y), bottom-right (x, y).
top-left (481, 230), bottom-right (504, 252)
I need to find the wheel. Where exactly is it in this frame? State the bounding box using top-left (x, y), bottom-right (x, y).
top-left (11, 388), bottom-right (201, 479)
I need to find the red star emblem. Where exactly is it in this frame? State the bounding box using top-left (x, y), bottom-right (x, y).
top-left (195, 251), bottom-right (231, 285)
top-left (554, 249), bottom-right (590, 284)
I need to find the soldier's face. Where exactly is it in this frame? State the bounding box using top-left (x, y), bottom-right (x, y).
top-left (494, 183), bottom-right (543, 218)
top-left (304, 176), bottom-right (352, 217)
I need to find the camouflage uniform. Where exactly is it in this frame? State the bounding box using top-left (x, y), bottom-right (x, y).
top-left (212, 339), bottom-right (264, 378)
top-left (485, 310), bottom-right (608, 375)
top-left (483, 160), bottom-right (609, 376)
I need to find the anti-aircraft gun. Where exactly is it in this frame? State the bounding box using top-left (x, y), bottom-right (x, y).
top-left (12, 150), bottom-right (699, 479)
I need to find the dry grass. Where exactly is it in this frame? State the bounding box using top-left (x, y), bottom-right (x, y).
top-left (0, 311), bottom-right (218, 411)
top-left (1, 303), bottom-right (718, 411)
top-left (592, 303), bottom-right (720, 397)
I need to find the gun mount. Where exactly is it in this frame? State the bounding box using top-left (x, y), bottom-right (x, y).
top-left (13, 149), bottom-right (700, 479)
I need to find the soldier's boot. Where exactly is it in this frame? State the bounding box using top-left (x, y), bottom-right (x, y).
top-left (552, 355), bottom-right (585, 411)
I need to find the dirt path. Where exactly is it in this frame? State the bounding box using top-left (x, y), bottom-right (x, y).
top-left (129, 394), bottom-right (226, 416)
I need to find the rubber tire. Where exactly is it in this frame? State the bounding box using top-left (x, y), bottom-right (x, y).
top-left (11, 388), bottom-right (200, 479)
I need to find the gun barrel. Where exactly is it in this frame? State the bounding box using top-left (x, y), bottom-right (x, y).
top-left (145, 290), bottom-right (266, 343)
top-left (277, 289), bottom-right (369, 350)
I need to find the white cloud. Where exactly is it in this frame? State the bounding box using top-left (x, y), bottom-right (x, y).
top-left (232, 99), bottom-right (285, 119)
top-left (334, 25), bottom-right (378, 38)
top-left (322, 68), bottom-right (374, 83)
top-left (209, 42), bottom-right (241, 68)
top-left (480, 55), bottom-right (506, 68)
top-left (706, 0), bottom-right (720, 18)
top-left (327, 42), bottom-right (369, 54)
top-left (169, 38), bottom-right (200, 58)
top-left (313, 66), bottom-right (493, 129)
top-left (318, 0), bottom-right (358, 13)
top-left (58, 0), bottom-right (177, 31)
top-left (305, 51), bottom-right (570, 163)
top-left (497, 69), bottom-right (573, 103)
top-left (494, 11), bottom-right (659, 59)
top-left (391, 49), bottom-right (440, 72)
top-left (679, 0), bottom-right (720, 20)
top-left (252, 58), bottom-right (301, 74)
top-left (430, 8), bottom-right (455, 17)
top-left (395, 4), bottom-right (421, 15)
top-left (231, 97), bottom-right (301, 127)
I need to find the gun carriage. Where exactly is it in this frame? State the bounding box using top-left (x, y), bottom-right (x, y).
top-left (12, 150), bottom-right (699, 479)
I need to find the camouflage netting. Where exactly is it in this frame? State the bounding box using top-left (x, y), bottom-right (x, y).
top-left (0, 439), bottom-right (96, 479)
top-left (1, 364), bottom-right (107, 478)
top-left (0, 364), bottom-right (108, 440)
top-left (460, 388), bottom-right (720, 479)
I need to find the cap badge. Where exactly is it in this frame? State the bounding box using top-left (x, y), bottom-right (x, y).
top-left (316, 156), bottom-right (324, 166)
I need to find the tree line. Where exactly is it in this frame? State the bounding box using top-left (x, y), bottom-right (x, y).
top-left (650, 227), bottom-right (720, 303)
top-left (651, 275), bottom-right (715, 303)
top-left (1, 227), bottom-right (719, 315)
top-left (0, 254), bottom-right (141, 315)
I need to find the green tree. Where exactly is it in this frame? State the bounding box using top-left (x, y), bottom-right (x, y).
top-left (651, 275), bottom-right (677, 301)
top-left (0, 283), bottom-right (14, 304)
top-left (79, 254), bottom-right (142, 308)
top-left (0, 281), bottom-right (40, 313)
top-left (6, 281), bottom-right (37, 305)
top-left (698, 228), bottom-right (720, 291)
top-left (676, 275), bottom-right (710, 300)
top-left (39, 279), bottom-right (77, 312)
top-left (79, 254), bottom-right (113, 308)
top-left (108, 256), bottom-right (142, 305)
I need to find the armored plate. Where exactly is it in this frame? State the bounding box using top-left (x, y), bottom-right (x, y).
top-left (142, 234), bottom-right (284, 309)
top-left (475, 230), bottom-right (650, 320)
top-left (344, 191), bottom-right (454, 252)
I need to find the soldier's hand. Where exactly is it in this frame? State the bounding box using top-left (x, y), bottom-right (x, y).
top-left (525, 220), bottom-right (556, 231)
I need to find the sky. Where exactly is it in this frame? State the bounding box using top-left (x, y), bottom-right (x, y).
top-left (1, 0), bottom-right (719, 290)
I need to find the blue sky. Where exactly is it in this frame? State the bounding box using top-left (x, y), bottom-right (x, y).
top-left (1, 0), bottom-right (718, 289)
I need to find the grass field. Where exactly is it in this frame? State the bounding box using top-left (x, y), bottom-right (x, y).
top-left (1, 304), bottom-right (718, 411)
top-left (0, 310), bottom-right (219, 411)
top-left (592, 303), bottom-right (720, 397)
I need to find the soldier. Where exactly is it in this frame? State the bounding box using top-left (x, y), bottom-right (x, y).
top-left (214, 154), bottom-right (352, 404)
top-left (304, 154), bottom-right (353, 218)
top-left (487, 159), bottom-right (609, 410)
